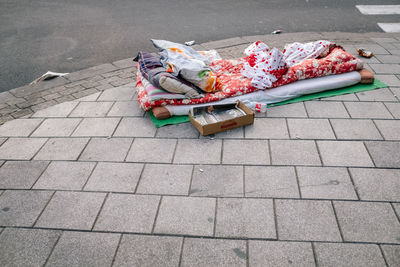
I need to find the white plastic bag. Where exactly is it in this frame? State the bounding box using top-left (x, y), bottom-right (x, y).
top-left (152, 39), bottom-right (218, 92)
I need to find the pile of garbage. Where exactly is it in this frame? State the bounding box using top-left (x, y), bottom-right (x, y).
top-left (134, 39), bottom-right (373, 134)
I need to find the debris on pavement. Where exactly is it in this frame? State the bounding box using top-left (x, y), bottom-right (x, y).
top-left (271, 29), bottom-right (282, 34)
top-left (189, 101), bottom-right (254, 136)
top-left (184, 40), bottom-right (196, 46)
top-left (30, 71), bottom-right (69, 85)
top-left (357, 48), bottom-right (374, 58)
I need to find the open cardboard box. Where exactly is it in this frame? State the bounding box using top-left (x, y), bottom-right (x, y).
top-left (189, 100), bottom-right (254, 136)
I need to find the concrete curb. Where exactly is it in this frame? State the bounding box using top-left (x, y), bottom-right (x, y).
top-left (0, 31), bottom-right (399, 124)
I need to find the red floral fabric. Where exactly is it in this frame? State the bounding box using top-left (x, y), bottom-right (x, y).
top-left (136, 47), bottom-right (363, 111)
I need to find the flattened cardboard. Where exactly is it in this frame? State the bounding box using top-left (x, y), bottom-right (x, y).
top-left (189, 101), bottom-right (254, 135)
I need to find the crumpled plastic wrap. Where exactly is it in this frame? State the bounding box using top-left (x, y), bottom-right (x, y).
top-left (151, 39), bottom-right (219, 93)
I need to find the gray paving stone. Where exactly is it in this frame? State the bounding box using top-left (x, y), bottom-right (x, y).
top-left (72, 88), bottom-right (99, 99)
top-left (318, 141), bottom-right (374, 167)
top-left (245, 118), bottom-right (289, 139)
top-left (245, 166), bottom-right (299, 198)
top-left (0, 161), bottom-right (49, 189)
top-left (31, 118), bottom-right (81, 137)
top-left (126, 138), bottom-right (176, 163)
top-left (34, 138), bottom-right (89, 160)
top-left (10, 77), bottom-right (68, 98)
top-left (249, 241), bottom-right (315, 267)
top-left (34, 161), bottom-right (95, 190)
top-left (370, 63), bottom-right (400, 74)
top-left (334, 201), bottom-right (400, 243)
top-left (190, 165), bottom-right (243, 197)
top-left (385, 102), bottom-right (400, 118)
top-left (113, 234), bottom-right (182, 267)
top-left (305, 101), bottom-right (349, 118)
top-left (156, 122), bottom-right (199, 138)
top-left (270, 140), bottom-right (321, 166)
top-left (222, 140), bottom-right (270, 165)
top-left (314, 243), bottom-right (386, 267)
top-left (66, 63), bottom-right (117, 82)
top-left (0, 190), bottom-right (53, 226)
top-left (393, 203), bottom-right (400, 218)
top-left (390, 87), bottom-right (400, 101)
top-left (85, 162), bottom-right (143, 192)
top-left (113, 117), bottom-right (156, 137)
top-left (215, 198), bottom-right (275, 238)
top-left (97, 84), bottom-right (135, 101)
top-left (173, 139), bottom-right (222, 164)
top-left (0, 118), bottom-right (42, 137)
top-left (374, 120), bottom-right (400, 140)
top-left (0, 91), bottom-right (25, 105)
top-left (381, 245), bottom-right (400, 267)
top-left (0, 228), bottom-right (60, 267)
top-left (94, 194), bottom-right (160, 233)
top-left (0, 137), bottom-right (47, 160)
top-left (137, 164), bottom-right (192, 195)
top-left (74, 91), bottom-right (100, 101)
top-left (365, 141), bottom-right (400, 168)
top-left (36, 191), bottom-right (106, 230)
top-left (79, 137), bottom-right (132, 161)
top-left (113, 58), bottom-right (136, 68)
top-left (376, 54), bottom-right (400, 64)
top-left (350, 168), bottom-right (400, 202)
top-left (330, 119), bottom-right (383, 140)
top-left (69, 101), bottom-right (114, 117)
top-left (266, 102), bottom-right (308, 118)
top-left (356, 88), bottom-right (397, 101)
top-left (72, 117), bottom-right (120, 136)
top-left (202, 37), bottom-right (248, 49)
top-left (107, 101), bottom-right (144, 117)
top-left (32, 101), bottom-right (78, 117)
top-left (276, 199), bottom-right (341, 241)
top-left (355, 44), bottom-right (390, 55)
top-left (154, 196), bottom-right (215, 236)
top-left (46, 231), bottom-right (120, 267)
top-left (375, 74), bottom-right (400, 86)
top-left (181, 238), bottom-right (247, 267)
top-left (297, 167), bottom-right (357, 200)
top-left (200, 127), bottom-right (244, 139)
top-left (345, 102), bottom-right (393, 119)
top-left (287, 119), bottom-right (335, 139)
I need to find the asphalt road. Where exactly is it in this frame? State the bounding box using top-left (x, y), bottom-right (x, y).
top-left (0, 0), bottom-right (399, 92)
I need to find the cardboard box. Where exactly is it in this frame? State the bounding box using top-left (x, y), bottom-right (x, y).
top-left (189, 101), bottom-right (254, 136)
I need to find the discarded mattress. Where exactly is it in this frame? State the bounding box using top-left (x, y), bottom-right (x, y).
top-left (136, 46), bottom-right (363, 111)
top-left (162, 71), bottom-right (362, 116)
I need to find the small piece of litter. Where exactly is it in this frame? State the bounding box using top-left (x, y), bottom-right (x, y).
top-left (30, 71), bottom-right (69, 85)
top-left (271, 30), bottom-right (282, 34)
top-left (184, 40), bottom-right (196, 46)
top-left (357, 48), bottom-right (374, 58)
top-left (199, 168), bottom-right (204, 172)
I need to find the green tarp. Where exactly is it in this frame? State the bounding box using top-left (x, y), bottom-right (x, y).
top-left (150, 79), bottom-right (387, 128)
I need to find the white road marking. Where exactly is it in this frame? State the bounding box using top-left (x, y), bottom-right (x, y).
top-left (356, 5), bottom-right (400, 15)
top-left (377, 23), bottom-right (400, 33)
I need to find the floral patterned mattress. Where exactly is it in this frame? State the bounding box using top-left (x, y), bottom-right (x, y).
top-left (136, 47), bottom-right (363, 111)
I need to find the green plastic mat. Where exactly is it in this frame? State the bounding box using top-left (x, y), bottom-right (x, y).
top-left (150, 79), bottom-right (387, 128)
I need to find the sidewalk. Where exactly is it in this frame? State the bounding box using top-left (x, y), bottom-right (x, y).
top-left (0, 32), bottom-right (399, 266)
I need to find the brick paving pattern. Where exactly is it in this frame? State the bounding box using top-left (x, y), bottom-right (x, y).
top-left (0, 32), bottom-right (399, 266)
